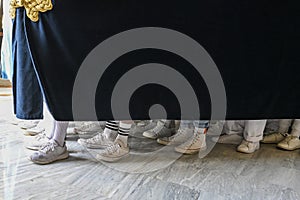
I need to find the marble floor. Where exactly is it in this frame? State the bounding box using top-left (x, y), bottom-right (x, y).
top-left (1, 94), bottom-right (300, 200)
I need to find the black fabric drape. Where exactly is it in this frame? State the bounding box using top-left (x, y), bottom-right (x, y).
top-left (14, 0), bottom-right (300, 120)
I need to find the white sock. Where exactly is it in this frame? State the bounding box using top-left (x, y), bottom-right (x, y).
top-left (116, 122), bottom-right (132, 147)
top-left (47, 120), bottom-right (56, 139)
top-left (51, 121), bottom-right (69, 146)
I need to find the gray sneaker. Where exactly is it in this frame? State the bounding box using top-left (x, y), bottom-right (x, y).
top-left (175, 128), bottom-right (207, 154)
top-left (77, 131), bottom-right (117, 149)
top-left (29, 141), bottom-right (69, 164)
top-left (143, 121), bottom-right (175, 139)
top-left (157, 128), bottom-right (193, 146)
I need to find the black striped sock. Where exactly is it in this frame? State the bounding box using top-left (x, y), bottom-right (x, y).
top-left (105, 121), bottom-right (119, 132)
top-left (118, 122), bottom-right (131, 136)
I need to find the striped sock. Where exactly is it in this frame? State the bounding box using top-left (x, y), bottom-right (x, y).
top-left (105, 121), bottom-right (119, 131)
top-left (103, 121), bottom-right (119, 137)
top-left (116, 122), bottom-right (132, 146)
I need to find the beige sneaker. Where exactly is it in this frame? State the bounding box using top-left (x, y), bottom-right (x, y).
top-left (96, 139), bottom-right (129, 162)
top-left (24, 126), bottom-right (45, 136)
top-left (174, 128), bottom-right (207, 154)
top-left (261, 132), bottom-right (287, 144)
top-left (237, 140), bottom-right (260, 154)
top-left (277, 136), bottom-right (300, 151)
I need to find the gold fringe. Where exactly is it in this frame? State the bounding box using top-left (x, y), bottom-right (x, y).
top-left (10, 0), bottom-right (53, 22)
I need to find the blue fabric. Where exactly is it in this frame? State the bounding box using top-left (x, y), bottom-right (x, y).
top-left (12, 8), bottom-right (43, 119)
top-left (13, 0), bottom-right (300, 121)
top-left (180, 120), bottom-right (209, 129)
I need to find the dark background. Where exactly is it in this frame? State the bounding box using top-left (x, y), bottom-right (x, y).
top-left (21, 0), bottom-right (300, 120)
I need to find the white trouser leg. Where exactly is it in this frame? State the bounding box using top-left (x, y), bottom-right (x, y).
top-left (291, 119), bottom-right (300, 137)
top-left (243, 120), bottom-right (266, 142)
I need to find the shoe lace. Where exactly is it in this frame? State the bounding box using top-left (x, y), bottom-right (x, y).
top-left (104, 143), bottom-right (120, 154)
top-left (186, 132), bottom-right (203, 146)
top-left (81, 122), bottom-right (99, 130)
top-left (191, 135), bottom-right (200, 145)
top-left (35, 132), bottom-right (47, 141)
top-left (88, 133), bottom-right (104, 143)
top-left (152, 124), bottom-right (165, 134)
top-left (40, 142), bottom-right (56, 153)
top-left (169, 128), bottom-right (186, 139)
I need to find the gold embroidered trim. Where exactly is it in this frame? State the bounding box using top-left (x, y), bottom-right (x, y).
top-left (10, 0), bottom-right (53, 22)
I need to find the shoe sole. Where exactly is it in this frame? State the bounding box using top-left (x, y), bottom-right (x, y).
top-left (96, 152), bottom-right (129, 162)
top-left (143, 130), bottom-right (175, 140)
top-left (174, 146), bottom-right (207, 155)
top-left (19, 126), bottom-right (37, 130)
top-left (157, 138), bottom-right (185, 146)
top-left (24, 131), bottom-right (41, 136)
top-left (260, 141), bottom-right (278, 144)
top-left (260, 140), bottom-right (284, 144)
top-left (29, 152), bottom-right (69, 165)
top-left (142, 132), bottom-right (159, 140)
top-left (156, 139), bottom-right (172, 146)
top-left (276, 144), bottom-right (300, 151)
top-left (25, 146), bottom-right (40, 151)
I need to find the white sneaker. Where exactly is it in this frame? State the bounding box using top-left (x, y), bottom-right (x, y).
top-left (74, 122), bottom-right (103, 135)
top-left (143, 121), bottom-right (175, 139)
top-left (77, 131), bottom-right (117, 149)
top-left (10, 118), bottom-right (25, 125)
top-left (174, 128), bottom-right (207, 154)
top-left (211, 134), bottom-right (243, 145)
top-left (261, 132), bottom-right (287, 144)
top-left (277, 136), bottom-right (300, 151)
top-left (134, 120), bottom-right (157, 131)
top-left (237, 140), bottom-right (260, 154)
top-left (78, 131), bottom-right (99, 139)
top-left (25, 133), bottom-right (50, 151)
top-left (29, 141), bottom-right (69, 164)
top-left (18, 120), bottom-right (40, 130)
top-left (96, 139), bottom-right (129, 162)
top-left (157, 128), bottom-right (193, 146)
top-left (24, 126), bottom-right (45, 136)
